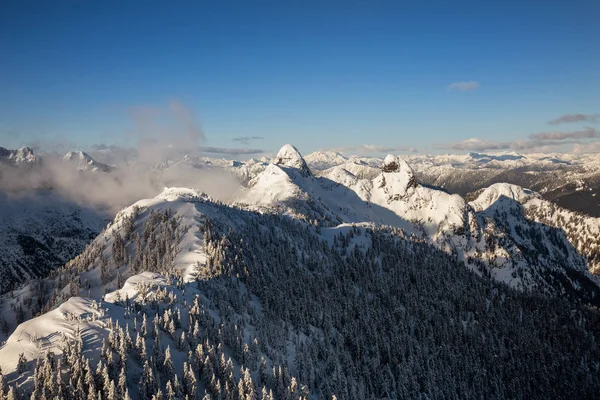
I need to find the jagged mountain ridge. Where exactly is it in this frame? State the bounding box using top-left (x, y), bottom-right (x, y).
top-left (470, 182), bottom-right (600, 274)
top-left (63, 151), bottom-right (114, 173)
top-left (406, 152), bottom-right (600, 217)
top-left (2, 186), bottom-right (600, 399)
top-left (0, 146), bottom-right (40, 166)
top-left (2, 144), bottom-right (598, 297)
top-left (301, 150), bottom-right (600, 217)
top-left (238, 145), bottom-right (600, 295)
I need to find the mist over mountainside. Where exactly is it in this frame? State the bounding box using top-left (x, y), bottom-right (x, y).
top-left (0, 147), bottom-right (40, 166)
top-left (0, 146), bottom-right (242, 295)
top-left (63, 151), bottom-right (114, 173)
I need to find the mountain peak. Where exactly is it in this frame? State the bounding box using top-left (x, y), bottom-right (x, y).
top-left (63, 150), bottom-right (92, 161)
top-left (0, 146), bottom-right (40, 165)
top-left (63, 151), bottom-right (112, 172)
top-left (469, 183), bottom-right (537, 212)
top-left (382, 155), bottom-right (415, 179)
top-left (376, 155), bottom-right (418, 199)
top-left (275, 144), bottom-right (312, 177)
top-left (382, 154), bottom-right (400, 172)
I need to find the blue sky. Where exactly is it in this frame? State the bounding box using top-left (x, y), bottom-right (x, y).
top-left (1, 0), bottom-right (599, 157)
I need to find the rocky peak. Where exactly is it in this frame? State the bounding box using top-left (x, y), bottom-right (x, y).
top-left (275, 144), bottom-right (312, 177)
top-left (0, 146), bottom-right (40, 165)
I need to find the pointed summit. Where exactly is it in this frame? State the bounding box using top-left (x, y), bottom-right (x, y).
top-left (63, 151), bottom-right (112, 172)
top-left (382, 154), bottom-right (400, 172)
top-left (275, 144), bottom-right (312, 177)
top-left (381, 155), bottom-right (416, 182)
top-left (376, 155), bottom-right (418, 200)
top-left (63, 151), bottom-right (91, 162)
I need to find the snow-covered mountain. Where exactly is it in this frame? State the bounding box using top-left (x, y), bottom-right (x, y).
top-left (2, 183), bottom-right (600, 399)
top-left (0, 190), bottom-right (109, 294)
top-left (3, 145), bottom-right (599, 296)
top-left (2, 144), bottom-right (600, 399)
top-left (0, 146), bottom-right (40, 166)
top-left (300, 150), bottom-right (600, 217)
top-left (303, 151), bottom-right (349, 171)
top-left (407, 152), bottom-right (600, 217)
top-left (238, 145), bottom-right (600, 295)
top-left (303, 150), bottom-right (382, 172)
top-left (63, 151), bottom-right (114, 173)
top-left (469, 182), bottom-right (600, 274)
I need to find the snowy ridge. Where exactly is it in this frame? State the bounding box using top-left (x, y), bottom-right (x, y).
top-left (63, 151), bottom-right (113, 173)
top-left (0, 146), bottom-right (40, 166)
top-left (303, 151), bottom-right (349, 171)
top-left (0, 191), bottom-right (107, 294)
top-left (301, 149), bottom-right (600, 217)
top-left (2, 175), bottom-right (600, 398)
top-left (0, 186), bottom-right (320, 398)
top-left (303, 150), bottom-right (382, 172)
top-left (0, 297), bottom-right (122, 375)
top-left (469, 183), bottom-right (538, 212)
top-left (238, 145), bottom-right (600, 292)
top-left (274, 144), bottom-right (312, 177)
top-left (471, 183), bottom-right (600, 274)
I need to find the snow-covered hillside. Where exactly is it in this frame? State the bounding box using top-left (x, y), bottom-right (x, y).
top-left (238, 145), bottom-right (600, 294)
top-left (303, 151), bottom-right (382, 172)
top-left (0, 190), bottom-right (108, 294)
top-left (470, 183), bottom-right (600, 274)
top-left (301, 150), bottom-right (600, 217)
top-left (2, 185), bottom-right (600, 399)
top-left (63, 151), bottom-right (113, 173)
top-left (0, 146), bottom-right (40, 166)
top-left (407, 152), bottom-right (600, 217)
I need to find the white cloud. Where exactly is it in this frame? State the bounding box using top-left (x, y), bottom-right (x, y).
top-left (447, 81), bottom-right (480, 91)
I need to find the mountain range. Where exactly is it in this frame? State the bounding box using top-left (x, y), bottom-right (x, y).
top-left (1, 144), bottom-right (600, 399)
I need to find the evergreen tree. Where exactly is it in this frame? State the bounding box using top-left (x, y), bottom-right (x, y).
top-left (16, 353), bottom-right (28, 374)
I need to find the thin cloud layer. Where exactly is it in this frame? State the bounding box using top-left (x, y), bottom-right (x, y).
top-left (447, 81), bottom-right (480, 91)
top-left (529, 127), bottom-right (599, 141)
top-left (359, 144), bottom-right (418, 153)
top-left (437, 126), bottom-right (600, 153)
top-left (439, 138), bottom-right (510, 151)
top-left (199, 146), bottom-right (264, 156)
top-left (327, 144), bottom-right (418, 155)
top-left (232, 136), bottom-right (264, 145)
top-left (548, 113), bottom-right (600, 125)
